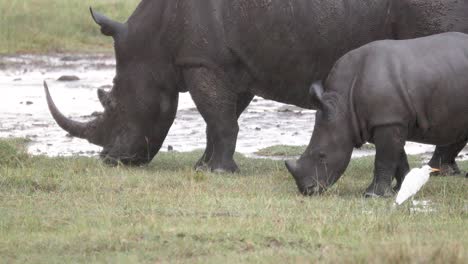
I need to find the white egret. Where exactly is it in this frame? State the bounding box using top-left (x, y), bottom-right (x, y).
top-left (395, 165), bottom-right (440, 205)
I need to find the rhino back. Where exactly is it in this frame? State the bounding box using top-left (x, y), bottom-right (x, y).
top-left (221, 0), bottom-right (393, 106)
top-left (337, 33), bottom-right (468, 144)
top-left (395, 0), bottom-right (468, 38)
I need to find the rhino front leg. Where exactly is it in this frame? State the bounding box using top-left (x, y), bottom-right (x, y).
top-left (393, 150), bottom-right (409, 192)
top-left (429, 140), bottom-right (467, 176)
top-left (365, 125), bottom-right (407, 198)
top-left (195, 92), bottom-right (254, 170)
top-left (184, 67), bottom-right (241, 173)
top-left (194, 127), bottom-right (214, 169)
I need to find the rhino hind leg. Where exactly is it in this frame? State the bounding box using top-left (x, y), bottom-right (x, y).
top-left (428, 140), bottom-right (467, 176)
top-left (365, 125), bottom-right (408, 198)
top-left (393, 150), bottom-right (410, 192)
top-left (185, 67), bottom-right (243, 173)
top-left (195, 92), bottom-right (253, 170)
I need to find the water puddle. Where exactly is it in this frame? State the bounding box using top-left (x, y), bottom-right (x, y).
top-left (1, 54), bottom-right (467, 160)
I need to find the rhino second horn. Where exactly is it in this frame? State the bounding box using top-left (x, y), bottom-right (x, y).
top-left (97, 88), bottom-right (112, 110)
top-left (44, 81), bottom-right (102, 144)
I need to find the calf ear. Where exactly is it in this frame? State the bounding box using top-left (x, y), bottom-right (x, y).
top-left (90, 7), bottom-right (127, 38)
top-left (309, 81), bottom-right (326, 109)
top-left (310, 81), bottom-right (338, 120)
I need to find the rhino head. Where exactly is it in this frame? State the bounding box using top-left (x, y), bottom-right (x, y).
top-left (45, 8), bottom-right (180, 166)
top-left (286, 81), bottom-right (355, 195)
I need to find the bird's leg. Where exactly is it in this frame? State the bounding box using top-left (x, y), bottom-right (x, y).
top-left (365, 125), bottom-right (407, 198)
top-left (394, 150), bottom-right (410, 192)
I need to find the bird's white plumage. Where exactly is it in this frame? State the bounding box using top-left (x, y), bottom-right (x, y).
top-left (395, 165), bottom-right (433, 205)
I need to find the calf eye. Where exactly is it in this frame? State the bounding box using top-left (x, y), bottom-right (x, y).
top-left (319, 152), bottom-right (327, 163)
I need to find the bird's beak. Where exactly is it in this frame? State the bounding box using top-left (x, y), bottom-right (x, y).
top-left (431, 168), bottom-right (441, 172)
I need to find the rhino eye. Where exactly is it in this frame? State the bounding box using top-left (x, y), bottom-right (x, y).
top-left (319, 152), bottom-right (327, 163)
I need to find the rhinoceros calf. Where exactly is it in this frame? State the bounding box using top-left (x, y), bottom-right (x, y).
top-left (286, 32), bottom-right (468, 197)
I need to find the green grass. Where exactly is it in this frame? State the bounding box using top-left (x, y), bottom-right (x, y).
top-left (255, 145), bottom-right (307, 157)
top-left (0, 0), bottom-right (140, 54)
top-left (255, 144), bottom-right (375, 157)
top-left (359, 143), bottom-right (376, 150)
top-left (0, 139), bottom-right (467, 263)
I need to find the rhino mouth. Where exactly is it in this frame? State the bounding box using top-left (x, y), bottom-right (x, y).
top-left (285, 160), bottom-right (327, 196)
top-left (298, 184), bottom-right (324, 196)
top-left (100, 147), bottom-right (155, 167)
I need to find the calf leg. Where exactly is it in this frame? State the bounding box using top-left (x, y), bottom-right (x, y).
top-left (195, 92), bottom-right (254, 170)
top-left (365, 125), bottom-right (407, 198)
top-left (184, 67), bottom-right (241, 173)
top-left (429, 140), bottom-right (467, 175)
top-left (393, 150), bottom-right (409, 192)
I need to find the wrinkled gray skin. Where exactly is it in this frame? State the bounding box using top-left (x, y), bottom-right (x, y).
top-left (46, 0), bottom-right (468, 170)
top-left (286, 32), bottom-right (468, 197)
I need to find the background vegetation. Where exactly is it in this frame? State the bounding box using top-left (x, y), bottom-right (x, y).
top-left (0, 139), bottom-right (466, 263)
top-left (0, 0), bottom-right (140, 54)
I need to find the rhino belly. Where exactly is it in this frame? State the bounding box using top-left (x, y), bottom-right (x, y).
top-left (409, 96), bottom-right (468, 145)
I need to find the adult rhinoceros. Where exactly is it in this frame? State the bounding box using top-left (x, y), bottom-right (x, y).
top-left (45, 0), bottom-right (468, 172)
top-left (286, 32), bottom-right (468, 197)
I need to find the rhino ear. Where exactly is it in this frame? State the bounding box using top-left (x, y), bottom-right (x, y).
top-left (309, 81), bottom-right (326, 109)
top-left (90, 7), bottom-right (127, 38)
top-left (310, 81), bottom-right (337, 120)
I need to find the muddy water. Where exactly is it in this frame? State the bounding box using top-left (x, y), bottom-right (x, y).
top-left (0, 54), bottom-right (467, 160)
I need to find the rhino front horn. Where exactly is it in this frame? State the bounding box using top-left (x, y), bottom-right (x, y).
top-left (44, 81), bottom-right (104, 145)
top-left (285, 160), bottom-right (319, 196)
top-left (285, 160), bottom-right (298, 175)
top-left (90, 7), bottom-right (127, 38)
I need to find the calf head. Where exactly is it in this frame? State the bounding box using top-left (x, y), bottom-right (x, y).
top-left (286, 81), bottom-right (354, 195)
top-left (45, 8), bottom-right (179, 166)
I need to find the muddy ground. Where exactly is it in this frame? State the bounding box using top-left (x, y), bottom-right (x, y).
top-left (0, 54), bottom-right (467, 160)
